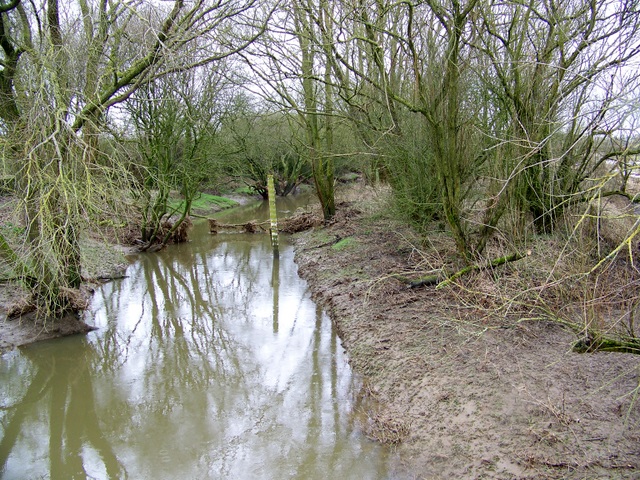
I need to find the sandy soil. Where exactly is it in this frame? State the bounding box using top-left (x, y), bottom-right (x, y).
top-left (292, 187), bottom-right (640, 479)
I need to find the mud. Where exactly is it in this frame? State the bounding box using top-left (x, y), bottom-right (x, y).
top-left (0, 309), bottom-right (96, 353)
top-left (0, 238), bottom-right (128, 354)
top-left (292, 187), bottom-right (640, 479)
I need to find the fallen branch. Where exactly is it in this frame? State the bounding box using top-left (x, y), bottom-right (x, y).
top-left (436, 252), bottom-right (526, 289)
top-left (395, 252), bottom-right (526, 289)
top-left (208, 218), bottom-right (269, 234)
top-left (538, 310), bottom-right (640, 356)
top-left (207, 212), bottom-right (321, 235)
top-left (393, 273), bottom-right (442, 287)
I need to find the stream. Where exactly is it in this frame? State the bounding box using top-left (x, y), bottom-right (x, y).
top-left (0, 196), bottom-right (396, 479)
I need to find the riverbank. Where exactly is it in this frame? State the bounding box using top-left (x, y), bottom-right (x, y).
top-left (292, 185), bottom-right (640, 479)
top-left (2, 184), bottom-right (639, 478)
top-left (0, 238), bottom-right (130, 353)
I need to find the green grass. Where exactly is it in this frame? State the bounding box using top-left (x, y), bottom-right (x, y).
top-left (233, 186), bottom-right (256, 195)
top-left (171, 192), bottom-right (239, 213)
top-left (331, 237), bottom-right (356, 251)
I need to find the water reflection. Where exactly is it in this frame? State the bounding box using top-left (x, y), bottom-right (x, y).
top-left (0, 338), bottom-right (125, 479)
top-left (0, 199), bottom-right (393, 479)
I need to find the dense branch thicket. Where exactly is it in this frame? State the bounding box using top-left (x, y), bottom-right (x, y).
top-left (320, 0), bottom-right (640, 256)
top-left (0, 0), bottom-right (639, 343)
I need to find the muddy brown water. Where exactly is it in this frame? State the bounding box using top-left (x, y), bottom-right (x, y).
top-left (0, 196), bottom-right (397, 479)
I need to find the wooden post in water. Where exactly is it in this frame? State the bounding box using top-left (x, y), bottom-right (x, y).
top-left (267, 174), bottom-right (279, 256)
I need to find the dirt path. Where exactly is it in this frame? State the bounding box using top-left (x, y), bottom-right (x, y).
top-left (293, 187), bottom-right (640, 479)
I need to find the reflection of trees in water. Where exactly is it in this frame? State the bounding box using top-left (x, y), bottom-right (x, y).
top-left (88, 239), bottom-right (256, 379)
top-left (291, 304), bottom-right (366, 477)
top-left (0, 339), bottom-right (126, 479)
top-left (1, 215), bottom-right (387, 477)
top-left (135, 233), bottom-right (368, 475)
top-left (206, 236), bottom-right (271, 314)
top-left (111, 248), bottom-right (252, 413)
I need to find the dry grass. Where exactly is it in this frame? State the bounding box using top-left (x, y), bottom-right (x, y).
top-left (363, 411), bottom-right (411, 445)
top-left (279, 212), bottom-right (323, 233)
top-left (338, 182), bottom-right (640, 350)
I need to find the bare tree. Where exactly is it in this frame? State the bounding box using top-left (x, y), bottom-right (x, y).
top-left (475, 0), bottom-right (640, 232)
top-left (240, 0), bottom-right (339, 220)
top-left (122, 61), bottom-right (238, 250)
top-left (310, 0), bottom-right (640, 260)
top-left (0, 0), bottom-right (270, 315)
top-left (318, 0), bottom-right (483, 258)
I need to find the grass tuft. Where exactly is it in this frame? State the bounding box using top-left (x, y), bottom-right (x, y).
top-left (332, 237), bottom-right (356, 251)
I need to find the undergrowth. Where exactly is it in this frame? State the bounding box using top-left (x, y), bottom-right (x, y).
top-left (351, 183), bottom-right (640, 355)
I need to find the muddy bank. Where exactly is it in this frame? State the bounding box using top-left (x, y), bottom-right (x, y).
top-left (0, 239), bottom-right (127, 354)
top-left (292, 187), bottom-right (640, 479)
top-left (0, 310), bottom-right (96, 353)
